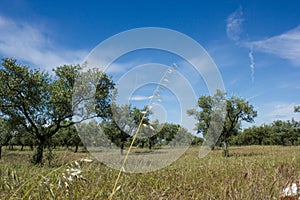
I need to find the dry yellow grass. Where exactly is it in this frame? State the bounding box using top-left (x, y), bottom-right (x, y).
top-left (0, 145), bottom-right (300, 199)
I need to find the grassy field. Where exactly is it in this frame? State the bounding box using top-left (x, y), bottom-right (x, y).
top-left (0, 146), bottom-right (300, 199)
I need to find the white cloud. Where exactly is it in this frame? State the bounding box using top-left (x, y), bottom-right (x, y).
top-left (245, 93), bottom-right (261, 101)
top-left (129, 95), bottom-right (149, 101)
top-left (254, 102), bottom-right (300, 126)
top-left (0, 15), bottom-right (88, 70)
top-left (268, 103), bottom-right (299, 120)
top-left (226, 8), bottom-right (256, 81)
top-left (226, 7), bottom-right (300, 67)
top-left (226, 7), bottom-right (300, 78)
top-left (226, 7), bottom-right (244, 43)
top-left (246, 26), bottom-right (300, 66)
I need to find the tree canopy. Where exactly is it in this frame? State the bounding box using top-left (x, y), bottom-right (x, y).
top-left (188, 90), bottom-right (257, 156)
top-left (0, 58), bottom-right (115, 164)
top-left (295, 106), bottom-right (300, 113)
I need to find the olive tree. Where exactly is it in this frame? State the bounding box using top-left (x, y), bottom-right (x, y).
top-left (0, 58), bottom-right (115, 164)
top-left (188, 90), bottom-right (257, 157)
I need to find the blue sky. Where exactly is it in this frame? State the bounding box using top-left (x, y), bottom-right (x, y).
top-left (1, 0), bottom-right (300, 131)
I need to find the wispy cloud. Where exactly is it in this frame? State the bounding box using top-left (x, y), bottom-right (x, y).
top-left (129, 95), bottom-right (149, 101)
top-left (227, 7), bottom-right (300, 67)
top-left (267, 103), bottom-right (300, 121)
top-left (226, 7), bottom-right (256, 81)
top-left (226, 7), bottom-right (244, 43)
top-left (248, 50), bottom-right (255, 82)
top-left (246, 26), bottom-right (300, 66)
top-left (253, 102), bottom-right (300, 126)
top-left (0, 15), bottom-right (88, 70)
top-left (245, 92), bottom-right (261, 101)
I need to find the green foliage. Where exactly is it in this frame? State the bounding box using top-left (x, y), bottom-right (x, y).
top-left (188, 90), bottom-right (257, 156)
top-left (233, 119), bottom-right (300, 146)
top-left (0, 118), bottom-right (13, 159)
top-left (0, 58), bottom-right (115, 164)
top-left (52, 125), bottom-right (83, 152)
top-left (231, 125), bottom-right (273, 145)
top-left (191, 136), bottom-right (204, 146)
top-left (100, 105), bottom-right (151, 153)
top-left (156, 123), bottom-right (180, 146)
top-left (0, 119), bottom-right (12, 144)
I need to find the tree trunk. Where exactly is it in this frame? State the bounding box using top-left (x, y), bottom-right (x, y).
top-left (75, 144), bottom-right (79, 153)
top-left (149, 140), bottom-right (152, 150)
top-left (281, 136), bottom-right (285, 146)
top-left (120, 142), bottom-right (124, 155)
top-left (149, 138), bottom-right (155, 150)
top-left (33, 140), bottom-right (45, 165)
top-left (223, 140), bottom-right (229, 157)
top-left (0, 145), bottom-right (2, 159)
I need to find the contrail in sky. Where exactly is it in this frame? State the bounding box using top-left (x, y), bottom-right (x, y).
top-left (248, 50), bottom-right (255, 82)
top-left (227, 7), bottom-right (256, 83)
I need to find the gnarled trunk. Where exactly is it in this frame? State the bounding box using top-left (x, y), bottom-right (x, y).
top-left (33, 140), bottom-right (45, 165)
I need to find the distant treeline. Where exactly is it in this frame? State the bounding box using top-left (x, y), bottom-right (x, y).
top-left (3, 118), bottom-right (300, 154)
top-left (231, 119), bottom-right (300, 146)
top-left (1, 121), bottom-right (203, 152)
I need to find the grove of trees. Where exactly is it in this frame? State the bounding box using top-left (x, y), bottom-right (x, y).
top-left (232, 119), bottom-right (300, 146)
top-left (0, 58), bottom-right (196, 163)
top-left (0, 58), bottom-right (299, 163)
top-left (0, 58), bottom-right (115, 164)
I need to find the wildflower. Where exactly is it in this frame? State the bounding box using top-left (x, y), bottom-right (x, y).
top-left (280, 181), bottom-right (300, 200)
